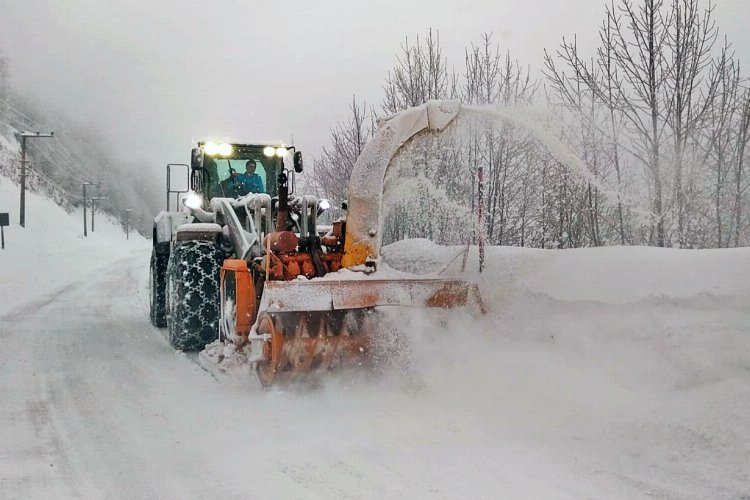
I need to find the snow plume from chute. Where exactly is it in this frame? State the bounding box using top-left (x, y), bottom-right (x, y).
top-left (373, 100), bottom-right (654, 249)
top-left (460, 104), bottom-right (651, 218)
top-left (382, 170), bottom-right (474, 247)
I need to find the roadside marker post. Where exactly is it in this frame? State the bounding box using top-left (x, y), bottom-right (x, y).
top-left (124, 209), bottom-right (133, 240)
top-left (0, 212), bottom-right (9, 249)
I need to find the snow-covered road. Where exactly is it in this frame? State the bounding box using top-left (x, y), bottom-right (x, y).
top-left (2, 245), bottom-right (750, 499)
top-left (1, 250), bottom-right (580, 499)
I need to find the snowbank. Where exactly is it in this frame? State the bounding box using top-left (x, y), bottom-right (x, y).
top-left (382, 237), bottom-right (750, 305)
top-left (375, 237), bottom-right (750, 498)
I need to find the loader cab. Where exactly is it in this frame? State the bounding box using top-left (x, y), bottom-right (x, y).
top-left (190, 142), bottom-right (302, 202)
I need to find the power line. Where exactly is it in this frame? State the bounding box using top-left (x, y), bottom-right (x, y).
top-left (0, 100), bottom-right (95, 181)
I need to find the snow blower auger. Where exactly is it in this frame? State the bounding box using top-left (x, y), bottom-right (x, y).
top-left (221, 262), bottom-right (484, 386)
top-left (149, 101), bottom-right (484, 386)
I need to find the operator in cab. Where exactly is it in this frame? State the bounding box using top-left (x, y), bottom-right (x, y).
top-left (229, 160), bottom-right (264, 196)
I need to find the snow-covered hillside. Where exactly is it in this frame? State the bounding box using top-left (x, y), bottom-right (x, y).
top-left (1, 184), bottom-right (749, 499)
top-left (0, 175), bottom-right (149, 312)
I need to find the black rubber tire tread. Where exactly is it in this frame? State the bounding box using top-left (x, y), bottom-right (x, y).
top-left (166, 240), bottom-right (223, 351)
top-left (149, 249), bottom-right (169, 328)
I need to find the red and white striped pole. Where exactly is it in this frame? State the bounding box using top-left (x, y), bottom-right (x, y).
top-left (477, 164), bottom-right (485, 273)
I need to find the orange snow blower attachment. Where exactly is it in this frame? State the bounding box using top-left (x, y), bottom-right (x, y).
top-left (221, 259), bottom-right (484, 386)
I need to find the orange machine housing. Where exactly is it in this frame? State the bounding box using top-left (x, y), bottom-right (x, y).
top-left (221, 227), bottom-right (344, 347)
top-left (220, 259), bottom-right (256, 347)
top-left (260, 229), bottom-right (344, 281)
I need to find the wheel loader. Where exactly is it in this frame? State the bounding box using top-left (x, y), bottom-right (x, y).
top-left (149, 100), bottom-right (484, 386)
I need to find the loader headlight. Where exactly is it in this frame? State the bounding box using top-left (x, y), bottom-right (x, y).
top-left (263, 146), bottom-right (276, 157)
top-left (204, 142), bottom-right (219, 155)
top-left (275, 147), bottom-right (288, 158)
top-left (204, 142), bottom-right (233, 156)
top-left (218, 143), bottom-right (233, 156)
top-left (183, 191), bottom-right (203, 209)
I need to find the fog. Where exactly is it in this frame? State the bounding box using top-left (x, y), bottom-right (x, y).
top-left (1, 0), bottom-right (749, 208)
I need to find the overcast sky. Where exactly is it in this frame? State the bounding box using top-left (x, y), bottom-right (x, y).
top-left (1, 0), bottom-right (749, 183)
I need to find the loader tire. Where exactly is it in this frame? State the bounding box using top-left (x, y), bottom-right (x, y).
top-left (165, 240), bottom-right (223, 351)
top-left (149, 247), bottom-right (169, 328)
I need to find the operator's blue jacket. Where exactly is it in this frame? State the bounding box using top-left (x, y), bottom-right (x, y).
top-left (231, 173), bottom-right (264, 195)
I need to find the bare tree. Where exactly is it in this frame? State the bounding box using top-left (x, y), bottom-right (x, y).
top-left (546, 0), bottom-right (728, 247)
top-left (462, 33), bottom-right (535, 106)
top-left (703, 41), bottom-right (750, 248)
top-left (461, 34), bottom-right (538, 246)
top-left (704, 49), bottom-right (750, 247)
top-left (733, 82), bottom-right (750, 246)
top-left (545, 34), bottom-right (636, 247)
top-left (600, 0), bottom-right (668, 246)
top-left (309, 96), bottom-right (373, 204)
top-left (602, 13), bottom-right (630, 244)
top-left (663, 0), bottom-right (719, 245)
top-left (382, 29), bottom-right (454, 114)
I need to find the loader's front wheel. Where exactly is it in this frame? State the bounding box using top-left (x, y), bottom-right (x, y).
top-left (149, 247), bottom-right (169, 328)
top-left (165, 240), bottom-right (223, 351)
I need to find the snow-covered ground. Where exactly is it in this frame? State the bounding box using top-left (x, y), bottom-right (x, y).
top-left (1, 182), bottom-right (749, 499)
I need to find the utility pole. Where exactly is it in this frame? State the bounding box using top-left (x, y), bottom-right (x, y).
top-left (124, 209), bottom-right (133, 239)
top-left (90, 195), bottom-right (107, 233)
top-left (81, 181), bottom-right (101, 237)
top-left (17, 131), bottom-right (54, 227)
